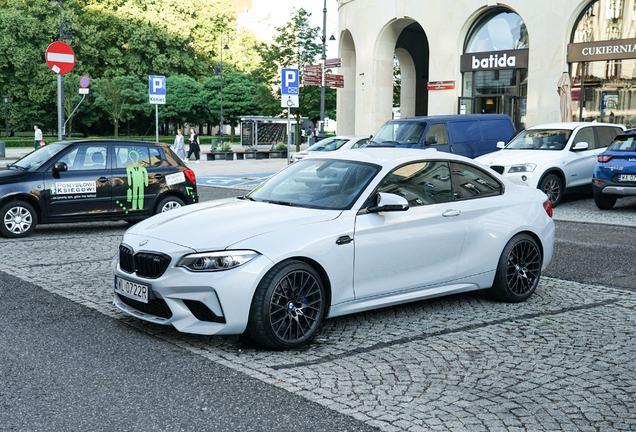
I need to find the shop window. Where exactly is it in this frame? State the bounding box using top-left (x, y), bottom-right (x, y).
top-left (465, 10), bottom-right (528, 53)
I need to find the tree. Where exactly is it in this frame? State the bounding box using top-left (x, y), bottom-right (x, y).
top-left (254, 9), bottom-right (336, 149)
top-left (93, 76), bottom-right (147, 137)
top-left (161, 76), bottom-right (207, 130)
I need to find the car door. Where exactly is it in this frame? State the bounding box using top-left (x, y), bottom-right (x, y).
top-left (111, 144), bottom-right (165, 216)
top-left (353, 160), bottom-right (467, 299)
top-left (564, 126), bottom-right (601, 187)
top-left (43, 144), bottom-right (112, 218)
top-left (424, 123), bottom-right (451, 153)
top-left (448, 161), bottom-right (507, 279)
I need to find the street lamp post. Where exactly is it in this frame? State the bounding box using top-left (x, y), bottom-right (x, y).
top-left (318, 0), bottom-right (328, 140)
top-left (219, 39), bottom-right (229, 145)
top-left (3, 95), bottom-right (8, 138)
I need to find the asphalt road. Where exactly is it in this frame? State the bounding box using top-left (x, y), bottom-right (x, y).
top-left (0, 270), bottom-right (377, 432)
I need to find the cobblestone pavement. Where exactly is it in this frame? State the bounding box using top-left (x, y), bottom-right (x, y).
top-left (554, 195), bottom-right (636, 227)
top-left (3, 221), bottom-right (636, 431)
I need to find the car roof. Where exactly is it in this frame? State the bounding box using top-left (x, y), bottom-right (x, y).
top-left (526, 122), bottom-right (623, 131)
top-left (384, 114), bottom-right (510, 123)
top-left (307, 147), bottom-right (473, 166)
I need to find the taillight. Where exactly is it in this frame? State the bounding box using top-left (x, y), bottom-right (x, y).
top-left (598, 154), bottom-right (613, 162)
top-left (543, 199), bottom-right (553, 218)
top-left (184, 169), bottom-right (196, 185)
top-left (592, 179), bottom-right (603, 185)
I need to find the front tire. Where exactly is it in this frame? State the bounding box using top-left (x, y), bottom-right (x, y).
top-left (155, 196), bottom-right (184, 214)
top-left (594, 191), bottom-right (616, 210)
top-left (246, 260), bottom-right (326, 350)
top-left (488, 233), bottom-right (542, 303)
top-left (0, 200), bottom-right (38, 238)
top-left (539, 174), bottom-right (563, 207)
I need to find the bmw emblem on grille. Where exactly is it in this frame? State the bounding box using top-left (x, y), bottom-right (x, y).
top-left (139, 240), bottom-right (149, 246)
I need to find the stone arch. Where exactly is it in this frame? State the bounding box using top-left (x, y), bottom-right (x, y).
top-left (368, 18), bottom-right (429, 132)
top-left (337, 29), bottom-right (356, 136)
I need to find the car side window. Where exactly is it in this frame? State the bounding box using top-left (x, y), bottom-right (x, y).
top-left (115, 146), bottom-right (151, 169)
top-left (596, 126), bottom-right (622, 148)
top-left (55, 145), bottom-right (107, 171)
top-left (425, 123), bottom-right (449, 145)
top-left (450, 162), bottom-right (503, 200)
top-left (377, 161), bottom-right (452, 207)
top-left (573, 127), bottom-right (595, 150)
top-left (149, 146), bottom-right (164, 167)
top-left (351, 138), bottom-right (369, 149)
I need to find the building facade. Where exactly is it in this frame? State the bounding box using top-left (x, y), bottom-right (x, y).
top-left (336, 0), bottom-right (636, 135)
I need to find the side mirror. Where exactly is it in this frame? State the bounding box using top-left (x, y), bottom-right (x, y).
top-left (572, 142), bottom-right (589, 151)
top-left (53, 162), bottom-right (68, 172)
top-left (367, 192), bottom-right (409, 213)
top-left (496, 141), bottom-right (505, 149)
top-left (425, 136), bottom-right (438, 145)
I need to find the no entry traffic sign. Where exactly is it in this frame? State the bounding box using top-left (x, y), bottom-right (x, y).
top-left (45, 42), bottom-right (75, 74)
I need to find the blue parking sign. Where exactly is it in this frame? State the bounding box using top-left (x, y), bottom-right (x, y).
top-left (281, 68), bottom-right (299, 95)
top-left (149, 75), bottom-right (166, 104)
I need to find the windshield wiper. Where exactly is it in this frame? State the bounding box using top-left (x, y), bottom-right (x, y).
top-left (239, 196), bottom-right (256, 201)
top-left (261, 199), bottom-right (302, 207)
top-left (7, 165), bottom-right (27, 171)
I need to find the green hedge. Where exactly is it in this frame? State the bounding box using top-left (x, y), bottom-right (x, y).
top-left (0, 135), bottom-right (241, 148)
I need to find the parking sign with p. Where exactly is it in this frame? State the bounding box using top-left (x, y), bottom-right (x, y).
top-left (281, 68), bottom-right (299, 108)
top-left (149, 75), bottom-right (166, 104)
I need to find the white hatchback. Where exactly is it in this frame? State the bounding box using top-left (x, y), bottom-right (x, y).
top-left (476, 122), bottom-right (624, 206)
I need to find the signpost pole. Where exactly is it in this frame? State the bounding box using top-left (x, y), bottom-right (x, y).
top-left (155, 104), bottom-right (159, 143)
top-left (58, 75), bottom-right (64, 140)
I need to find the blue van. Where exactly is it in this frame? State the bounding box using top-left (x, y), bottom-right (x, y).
top-left (367, 114), bottom-right (516, 158)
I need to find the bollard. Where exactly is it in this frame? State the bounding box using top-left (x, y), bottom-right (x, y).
top-left (0, 141), bottom-right (5, 158)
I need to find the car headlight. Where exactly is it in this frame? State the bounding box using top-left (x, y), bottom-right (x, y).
top-left (177, 250), bottom-right (259, 272)
top-left (508, 163), bottom-right (536, 173)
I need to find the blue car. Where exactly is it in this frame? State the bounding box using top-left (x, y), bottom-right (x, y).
top-left (592, 130), bottom-right (636, 209)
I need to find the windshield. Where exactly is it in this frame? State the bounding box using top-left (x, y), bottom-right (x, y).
top-left (370, 121), bottom-right (427, 145)
top-left (505, 129), bottom-right (571, 150)
top-left (248, 158), bottom-right (381, 210)
top-left (608, 135), bottom-right (636, 152)
top-left (10, 143), bottom-right (69, 170)
top-left (306, 138), bottom-right (350, 152)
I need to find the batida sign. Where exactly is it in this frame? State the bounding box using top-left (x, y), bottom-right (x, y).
top-left (460, 49), bottom-right (528, 72)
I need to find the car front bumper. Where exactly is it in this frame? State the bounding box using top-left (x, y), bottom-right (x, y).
top-left (113, 241), bottom-right (274, 336)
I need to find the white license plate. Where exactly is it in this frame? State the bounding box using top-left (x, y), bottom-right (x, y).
top-left (115, 276), bottom-right (149, 303)
top-left (619, 174), bottom-right (636, 182)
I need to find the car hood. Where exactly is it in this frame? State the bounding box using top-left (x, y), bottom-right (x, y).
top-left (476, 149), bottom-right (560, 166)
top-left (125, 198), bottom-right (342, 252)
top-left (0, 169), bottom-right (29, 184)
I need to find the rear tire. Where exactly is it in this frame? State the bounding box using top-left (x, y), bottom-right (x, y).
top-left (246, 260), bottom-right (326, 350)
top-left (539, 174), bottom-right (563, 207)
top-left (488, 233), bottom-right (542, 303)
top-left (155, 196), bottom-right (184, 214)
top-left (593, 191), bottom-right (616, 210)
top-left (0, 200), bottom-right (38, 238)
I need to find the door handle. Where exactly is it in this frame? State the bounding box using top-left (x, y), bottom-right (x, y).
top-left (154, 174), bottom-right (163, 179)
top-left (336, 235), bottom-right (353, 245)
top-left (442, 209), bottom-right (461, 217)
top-left (98, 177), bottom-right (109, 183)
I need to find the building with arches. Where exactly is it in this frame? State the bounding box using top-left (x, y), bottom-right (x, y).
top-left (336, 0), bottom-right (636, 135)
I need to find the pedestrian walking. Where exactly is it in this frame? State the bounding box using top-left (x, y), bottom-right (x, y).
top-left (33, 125), bottom-right (42, 150)
top-left (186, 127), bottom-right (201, 163)
top-left (172, 129), bottom-right (187, 161)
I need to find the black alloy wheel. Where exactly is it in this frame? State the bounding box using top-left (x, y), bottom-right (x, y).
top-left (539, 174), bottom-right (563, 207)
top-left (489, 233), bottom-right (542, 303)
top-left (246, 260), bottom-right (325, 350)
top-left (0, 200), bottom-right (38, 238)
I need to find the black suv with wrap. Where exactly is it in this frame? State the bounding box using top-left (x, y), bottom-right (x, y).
top-left (0, 140), bottom-right (198, 238)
